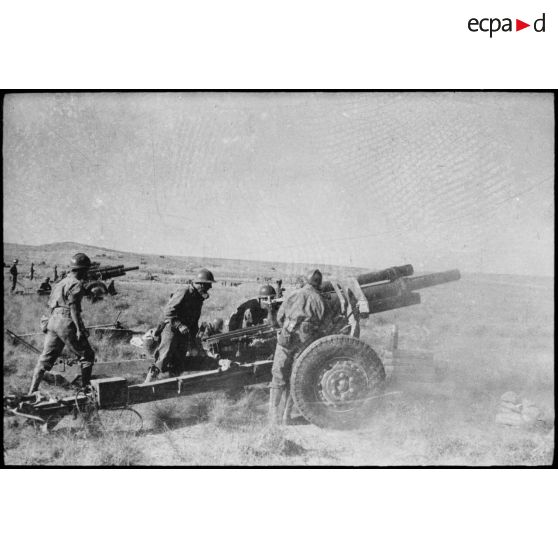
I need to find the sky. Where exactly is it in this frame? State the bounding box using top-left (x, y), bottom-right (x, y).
top-left (3, 92), bottom-right (554, 276)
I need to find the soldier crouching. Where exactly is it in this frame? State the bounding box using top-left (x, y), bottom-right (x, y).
top-left (29, 253), bottom-right (95, 394)
top-left (145, 269), bottom-right (216, 382)
top-left (269, 269), bottom-right (327, 425)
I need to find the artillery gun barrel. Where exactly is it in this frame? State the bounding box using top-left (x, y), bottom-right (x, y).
top-left (114, 265), bottom-right (139, 273)
top-left (90, 265), bottom-right (140, 279)
top-left (88, 265), bottom-right (123, 273)
top-left (361, 269), bottom-right (461, 308)
top-left (404, 269), bottom-right (461, 291)
top-left (322, 264), bottom-right (414, 293)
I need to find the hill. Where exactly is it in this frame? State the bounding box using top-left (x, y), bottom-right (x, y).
top-left (3, 241), bottom-right (370, 283)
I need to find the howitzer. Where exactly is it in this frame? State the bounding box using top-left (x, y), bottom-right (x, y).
top-left (321, 264), bottom-right (414, 293)
top-left (326, 268), bottom-right (461, 318)
top-left (13, 264), bottom-right (461, 432)
top-left (84, 264), bottom-right (139, 300)
top-left (87, 265), bottom-right (140, 281)
top-left (205, 267), bottom-right (460, 360)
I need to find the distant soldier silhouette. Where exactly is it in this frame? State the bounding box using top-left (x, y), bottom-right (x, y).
top-left (53, 265), bottom-right (58, 282)
top-left (29, 263), bottom-right (35, 281)
top-left (9, 259), bottom-right (18, 292)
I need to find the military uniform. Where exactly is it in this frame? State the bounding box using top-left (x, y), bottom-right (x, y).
top-left (153, 284), bottom-right (206, 375)
top-left (270, 283), bottom-right (327, 390)
top-left (29, 274), bottom-right (95, 393)
top-left (228, 299), bottom-right (269, 331)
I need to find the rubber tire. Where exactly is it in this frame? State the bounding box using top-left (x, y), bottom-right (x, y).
top-left (290, 335), bottom-right (385, 429)
top-left (85, 281), bottom-right (108, 302)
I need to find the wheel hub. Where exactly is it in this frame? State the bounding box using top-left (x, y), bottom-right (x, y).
top-left (319, 360), bottom-right (368, 406)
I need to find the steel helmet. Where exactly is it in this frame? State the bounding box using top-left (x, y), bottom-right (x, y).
top-left (70, 253), bottom-right (92, 270)
top-left (212, 317), bottom-right (224, 331)
top-left (13, 259), bottom-right (18, 264)
top-left (258, 284), bottom-right (277, 298)
top-left (195, 268), bottom-right (216, 284)
top-left (305, 269), bottom-right (323, 289)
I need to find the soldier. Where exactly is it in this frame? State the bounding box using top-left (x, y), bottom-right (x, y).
top-left (29, 262), bottom-right (35, 281)
top-left (228, 284), bottom-right (279, 331)
top-left (269, 269), bottom-right (329, 425)
top-left (53, 265), bottom-right (58, 282)
top-left (37, 277), bottom-right (52, 294)
top-left (145, 268), bottom-right (216, 382)
top-left (28, 253), bottom-right (96, 394)
top-left (9, 259), bottom-right (18, 292)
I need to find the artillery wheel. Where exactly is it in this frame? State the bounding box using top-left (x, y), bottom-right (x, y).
top-left (85, 281), bottom-right (108, 302)
top-left (290, 335), bottom-right (385, 429)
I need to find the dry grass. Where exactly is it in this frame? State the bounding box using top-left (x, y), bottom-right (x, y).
top-left (3, 418), bottom-right (144, 466)
top-left (3, 245), bottom-right (554, 466)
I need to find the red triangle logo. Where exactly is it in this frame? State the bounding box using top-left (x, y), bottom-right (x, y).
top-left (516, 19), bottom-right (530, 31)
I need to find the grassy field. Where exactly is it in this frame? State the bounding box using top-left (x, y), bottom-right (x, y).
top-left (3, 242), bottom-right (554, 466)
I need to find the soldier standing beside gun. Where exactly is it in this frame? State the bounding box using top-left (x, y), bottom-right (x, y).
top-left (9, 259), bottom-right (18, 292)
top-left (145, 269), bottom-right (216, 382)
top-left (29, 262), bottom-right (35, 281)
top-left (269, 269), bottom-right (328, 425)
top-left (28, 253), bottom-right (96, 394)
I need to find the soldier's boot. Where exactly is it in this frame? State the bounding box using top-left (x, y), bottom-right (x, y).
top-left (28, 367), bottom-right (46, 395)
top-left (268, 386), bottom-right (285, 426)
top-left (282, 391), bottom-right (295, 426)
top-left (81, 365), bottom-right (93, 389)
top-left (144, 364), bottom-right (160, 383)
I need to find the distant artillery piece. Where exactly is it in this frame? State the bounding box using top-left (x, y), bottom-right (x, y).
top-left (4, 264), bottom-right (461, 432)
top-left (83, 263), bottom-right (140, 301)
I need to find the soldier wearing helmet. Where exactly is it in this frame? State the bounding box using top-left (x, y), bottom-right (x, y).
top-left (269, 269), bottom-right (329, 425)
top-left (28, 253), bottom-right (96, 394)
top-left (228, 284), bottom-right (279, 332)
top-left (145, 268), bottom-right (216, 382)
top-left (9, 259), bottom-right (18, 292)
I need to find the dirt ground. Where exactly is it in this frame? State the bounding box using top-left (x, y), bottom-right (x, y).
top-left (3, 243), bottom-right (554, 466)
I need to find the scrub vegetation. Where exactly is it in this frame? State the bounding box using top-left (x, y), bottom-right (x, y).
top-left (3, 242), bottom-right (554, 466)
